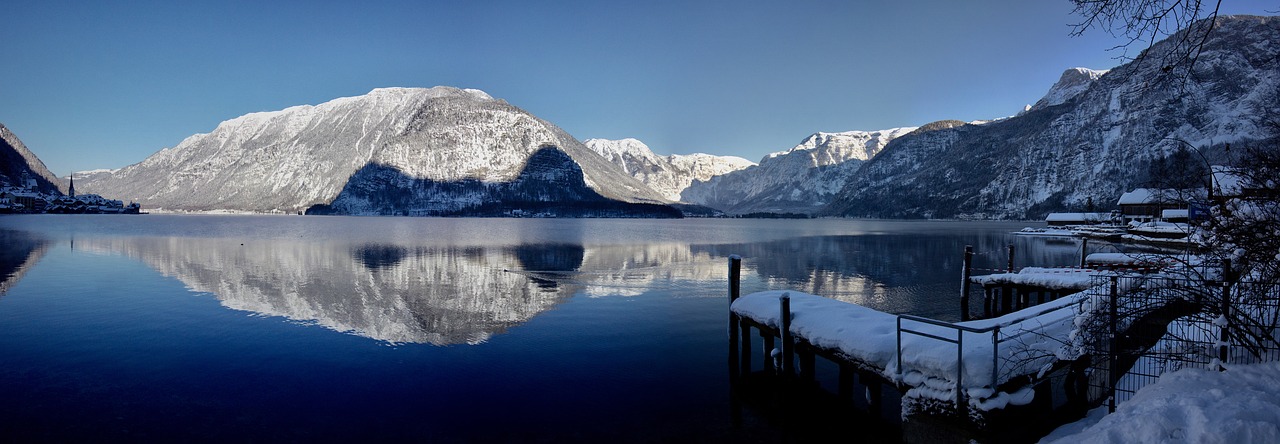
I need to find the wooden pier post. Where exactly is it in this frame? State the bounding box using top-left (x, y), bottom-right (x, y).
top-left (729, 255), bottom-right (742, 302)
top-left (838, 363), bottom-right (854, 399)
top-left (1079, 238), bottom-right (1089, 268)
top-left (762, 334), bottom-right (775, 372)
top-left (1007, 243), bottom-right (1016, 272)
top-left (984, 287), bottom-right (993, 318)
top-left (728, 255), bottom-right (742, 379)
top-left (1001, 286), bottom-right (1013, 315)
top-left (779, 293), bottom-right (794, 376)
top-left (798, 346), bottom-right (816, 381)
top-left (961, 245), bottom-right (973, 321)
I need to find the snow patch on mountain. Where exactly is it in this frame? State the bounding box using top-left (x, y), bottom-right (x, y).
top-left (1031, 67), bottom-right (1109, 111)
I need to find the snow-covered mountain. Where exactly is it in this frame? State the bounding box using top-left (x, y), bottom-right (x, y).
top-left (1030, 67), bottom-right (1109, 111)
top-left (824, 15), bottom-right (1280, 219)
top-left (79, 87), bottom-right (672, 215)
top-left (0, 123), bottom-right (65, 195)
top-left (680, 127), bottom-right (916, 214)
top-left (582, 138), bottom-right (754, 202)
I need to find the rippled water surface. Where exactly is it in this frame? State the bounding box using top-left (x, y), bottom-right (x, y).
top-left (0, 215), bottom-right (1087, 441)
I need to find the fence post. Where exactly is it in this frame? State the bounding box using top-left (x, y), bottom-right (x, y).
top-left (780, 293), bottom-right (794, 376)
top-left (1079, 237), bottom-right (1089, 268)
top-left (961, 245), bottom-right (974, 321)
top-left (1219, 258), bottom-right (1233, 371)
top-left (1108, 275), bottom-right (1119, 413)
top-left (956, 330), bottom-right (966, 415)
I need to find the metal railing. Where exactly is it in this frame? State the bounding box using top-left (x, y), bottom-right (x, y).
top-left (896, 295), bottom-right (1086, 411)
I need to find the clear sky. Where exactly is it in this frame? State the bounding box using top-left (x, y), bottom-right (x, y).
top-left (2, 0), bottom-right (1276, 176)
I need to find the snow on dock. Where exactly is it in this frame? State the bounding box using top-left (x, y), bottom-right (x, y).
top-left (968, 267), bottom-right (1101, 291)
top-left (730, 288), bottom-right (1086, 412)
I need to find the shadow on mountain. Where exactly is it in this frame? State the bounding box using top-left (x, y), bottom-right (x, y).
top-left (307, 145), bottom-right (681, 218)
top-left (0, 229), bottom-right (52, 296)
top-left (1, 127), bottom-right (64, 195)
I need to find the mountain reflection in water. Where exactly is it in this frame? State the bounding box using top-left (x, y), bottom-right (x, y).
top-left (0, 229), bottom-right (52, 296)
top-left (0, 217), bottom-right (1094, 344)
top-left (0, 217), bottom-right (1129, 442)
top-left (68, 237), bottom-right (598, 345)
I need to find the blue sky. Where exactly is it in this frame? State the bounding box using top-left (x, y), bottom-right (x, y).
top-left (2, 0), bottom-right (1276, 175)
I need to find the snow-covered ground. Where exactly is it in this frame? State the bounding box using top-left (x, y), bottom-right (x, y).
top-left (1040, 361), bottom-right (1280, 443)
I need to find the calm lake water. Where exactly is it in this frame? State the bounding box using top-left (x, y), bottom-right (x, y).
top-left (0, 215), bottom-right (1089, 442)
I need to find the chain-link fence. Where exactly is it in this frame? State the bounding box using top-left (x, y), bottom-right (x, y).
top-left (1079, 273), bottom-right (1280, 410)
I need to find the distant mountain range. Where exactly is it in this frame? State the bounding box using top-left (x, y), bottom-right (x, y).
top-left (679, 127), bottom-right (917, 214)
top-left (582, 138), bottom-right (753, 202)
top-left (22, 14), bottom-right (1272, 219)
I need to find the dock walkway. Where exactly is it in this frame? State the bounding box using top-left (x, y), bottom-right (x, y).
top-left (731, 288), bottom-right (1083, 415)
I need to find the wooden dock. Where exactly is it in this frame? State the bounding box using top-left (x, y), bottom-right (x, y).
top-left (725, 254), bottom-right (1107, 440)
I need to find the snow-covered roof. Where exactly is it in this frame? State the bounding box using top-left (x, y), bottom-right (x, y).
top-left (1117, 189), bottom-right (1156, 205)
top-left (1117, 188), bottom-right (1204, 205)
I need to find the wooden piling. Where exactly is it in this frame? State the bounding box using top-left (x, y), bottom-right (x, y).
top-left (984, 287), bottom-right (993, 318)
top-left (729, 255), bottom-right (742, 379)
top-left (961, 245), bottom-right (973, 321)
top-left (838, 363), bottom-right (854, 399)
top-left (780, 293), bottom-right (794, 376)
top-left (729, 255), bottom-right (742, 302)
top-left (1079, 238), bottom-right (1089, 268)
top-left (763, 334), bottom-right (775, 372)
top-left (799, 346), bottom-right (816, 381)
top-left (1007, 243), bottom-right (1016, 272)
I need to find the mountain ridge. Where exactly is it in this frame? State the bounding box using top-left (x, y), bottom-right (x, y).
top-left (823, 15), bottom-right (1279, 219)
top-left (80, 86), bottom-right (671, 214)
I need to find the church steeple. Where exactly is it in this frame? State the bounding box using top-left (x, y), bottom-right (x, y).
top-left (68, 173), bottom-right (75, 198)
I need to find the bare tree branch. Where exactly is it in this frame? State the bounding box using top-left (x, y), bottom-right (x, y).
top-left (1069, 0), bottom-right (1222, 78)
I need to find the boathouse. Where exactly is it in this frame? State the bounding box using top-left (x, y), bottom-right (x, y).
top-left (1117, 188), bottom-right (1186, 222)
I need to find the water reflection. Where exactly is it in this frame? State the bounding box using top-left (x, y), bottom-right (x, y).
top-left (351, 244), bottom-right (413, 270)
top-left (75, 237), bottom-right (584, 345)
top-left (694, 231), bottom-right (1087, 318)
top-left (0, 217), bottom-right (1098, 343)
top-left (0, 230), bottom-right (52, 296)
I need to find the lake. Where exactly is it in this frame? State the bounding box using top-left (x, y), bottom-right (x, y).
top-left (0, 215), bottom-right (1090, 442)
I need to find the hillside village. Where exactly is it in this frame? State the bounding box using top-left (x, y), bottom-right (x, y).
top-left (0, 172), bottom-right (140, 214)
